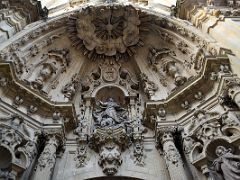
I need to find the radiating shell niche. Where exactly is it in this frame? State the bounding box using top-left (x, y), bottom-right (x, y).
top-left (67, 4), bottom-right (151, 60)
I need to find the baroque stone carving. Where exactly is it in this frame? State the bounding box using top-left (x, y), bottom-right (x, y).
top-left (74, 143), bottom-right (88, 168)
top-left (131, 116), bottom-right (146, 166)
top-left (161, 132), bottom-right (181, 167)
top-left (37, 136), bottom-right (59, 172)
top-left (62, 73), bottom-right (80, 101)
top-left (1, 1), bottom-right (240, 180)
top-left (0, 128), bottom-right (22, 148)
top-left (12, 95), bottom-right (24, 107)
top-left (68, 5), bottom-right (140, 57)
top-left (0, 170), bottom-right (15, 180)
top-left (163, 60), bottom-right (187, 87)
top-left (186, 109), bottom-right (222, 143)
top-left (0, 76), bottom-right (8, 86)
top-left (90, 127), bottom-right (129, 175)
top-left (132, 141), bottom-right (145, 166)
top-left (148, 48), bottom-right (187, 87)
top-left (0, 125), bottom-right (38, 178)
top-left (74, 117), bottom-right (89, 168)
top-left (140, 73), bottom-right (158, 98)
top-left (30, 48), bottom-right (71, 91)
top-left (67, 4), bottom-right (151, 60)
top-left (157, 126), bottom-right (188, 179)
top-left (91, 100), bottom-right (130, 176)
top-left (17, 141), bottom-right (38, 167)
top-left (93, 98), bottom-right (128, 128)
top-left (80, 60), bottom-right (138, 96)
top-left (27, 105), bottom-right (38, 115)
top-left (98, 142), bottom-right (122, 175)
top-left (210, 146), bottom-right (240, 180)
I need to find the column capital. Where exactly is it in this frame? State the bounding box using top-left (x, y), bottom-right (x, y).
top-left (156, 126), bottom-right (176, 145)
top-left (46, 135), bottom-right (59, 148)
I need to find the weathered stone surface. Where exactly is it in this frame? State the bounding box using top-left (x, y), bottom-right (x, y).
top-left (0, 1), bottom-right (240, 180)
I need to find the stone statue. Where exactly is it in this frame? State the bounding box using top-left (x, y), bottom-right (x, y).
top-left (140, 73), bottom-right (158, 98)
top-left (93, 98), bottom-right (128, 127)
top-left (210, 146), bottom-right (240, 180)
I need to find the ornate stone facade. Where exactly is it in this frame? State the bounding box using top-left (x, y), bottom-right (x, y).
top-left (0, 0), bottom-right (240, 180)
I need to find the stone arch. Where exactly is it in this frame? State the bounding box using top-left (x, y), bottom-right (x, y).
top-left (0, 145), bottom-right (12, 169)
top-left (86, 176), bottom-right (143, 180)
top-left (92, 84), bottom-right (129, 102)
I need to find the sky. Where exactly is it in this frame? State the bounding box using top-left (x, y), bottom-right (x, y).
top-left (40, 0), bottom-right (177, 9)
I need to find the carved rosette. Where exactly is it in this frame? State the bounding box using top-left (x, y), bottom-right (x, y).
top-left (67, 5), bottom-right (149, 60)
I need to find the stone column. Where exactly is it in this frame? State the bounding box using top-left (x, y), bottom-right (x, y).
top-left (33, 136), bottom-right (59, 180)
top-left (159, 129), bottom-right (188, 180)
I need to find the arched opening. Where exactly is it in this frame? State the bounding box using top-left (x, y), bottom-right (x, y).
top-left (86, 177), bottom-right (143, 180)
top-left (95, 86), bottom-right (127, 106)
top-left (0, 146), bottom-right (12, 169)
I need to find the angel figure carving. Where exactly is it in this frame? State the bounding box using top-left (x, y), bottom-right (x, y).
top-left (210, 146), bottom-right (240, 180)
